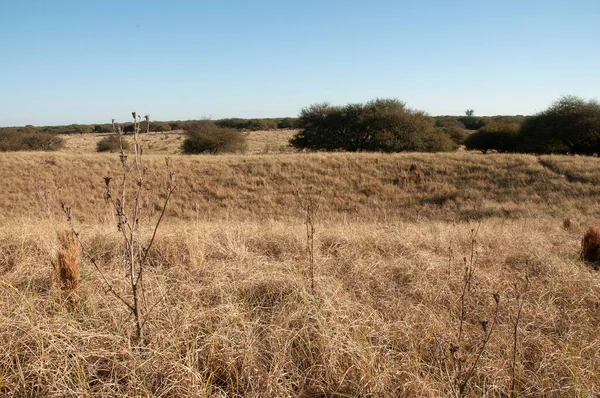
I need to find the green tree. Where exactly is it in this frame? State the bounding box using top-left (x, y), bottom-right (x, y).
top-left (291, 98), bottom-right (455, 153)
top-left (465, 123), bottom-right (521, 153)
top-left (520, 96), bottom-right (600, 155)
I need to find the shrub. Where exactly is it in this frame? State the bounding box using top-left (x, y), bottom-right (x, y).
top-left (520, 96), bottom-right (600, 155)
top-left (0, 131), bottom-right (64, 151)
top-left (439, 126), bottom-right (468, 146)
top-left (581, 227), bottom-right (600, 270)
top-left (465, 123), bottom-right (521, 153)
top-left (458, 115), bottom-right (486, 130)
top-left (182, 121), bottom-right (247, 154)
top-left (435, 117), bottom-right (465, 129)
top-left (93, 124), bottom-right (112, 133)
top-left (149, 122), bottom-right (172, 132)
top-left (96, 135), bottom-right (131, 152)
top-left (425, 130), bottom-right (459, 152)
top-left (291, 98), bottom-right (455, 153)
top-left (277, 117), bottom-right (299, 129)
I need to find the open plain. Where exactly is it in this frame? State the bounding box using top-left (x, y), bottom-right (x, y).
top-left (0, 132), bottom-right (599, 397)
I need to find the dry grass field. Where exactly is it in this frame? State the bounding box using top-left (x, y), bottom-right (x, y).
top-left (58, 130), bottom-right (297, 156)
top-left (1, 138), bottom-right (599, 396)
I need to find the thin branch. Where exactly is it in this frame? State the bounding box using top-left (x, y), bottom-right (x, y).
top-left (459, 292), bottom-right (501, 396)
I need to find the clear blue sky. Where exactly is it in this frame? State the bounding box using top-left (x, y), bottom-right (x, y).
top-left (1, 0), bottom-right (599, 126)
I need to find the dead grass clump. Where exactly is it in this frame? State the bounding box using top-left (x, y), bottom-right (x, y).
top-left (240, 278), bottom-right (298, 316)
top-left (54, 229), bottom-right (80, 306)
top-left (581, 227), bottom-right (600, 269)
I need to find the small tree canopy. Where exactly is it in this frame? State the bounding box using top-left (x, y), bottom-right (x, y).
top-left (290, 98), bottom-right (455, 153)
top-left (520, 96), bottom-right (600, 155)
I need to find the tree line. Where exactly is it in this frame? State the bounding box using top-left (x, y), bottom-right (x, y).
top-left (2, 95), bottom-right (600, 155)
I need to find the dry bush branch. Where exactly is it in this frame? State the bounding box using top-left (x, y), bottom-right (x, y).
top-left (62, 112), bottom-right (176, 345)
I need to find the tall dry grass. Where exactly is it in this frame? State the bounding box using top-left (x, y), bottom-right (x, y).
top-left (4, 152), bottom-right (600, 224)
top-left (1, 217), bottom-right (599, 396)
top-left (0, 150), bottom-right (599, 396)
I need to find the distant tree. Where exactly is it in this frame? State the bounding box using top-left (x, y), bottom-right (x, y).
top-left (459, 110), bottom-right (486, 130)
top-left (519, 95), bottom-right (600, 155)
top-left (291, 98), bottom-right (455, 153)
top-left (277, 117), bottom-right (298, 129)
top-left (465, 123), bottom-right (521, 153)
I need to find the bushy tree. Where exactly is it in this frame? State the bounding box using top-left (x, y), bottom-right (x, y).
top-left (465, 123), bottom-right (521, 153)
top-left (291, 98), bottom-right (455, 153)
top-left (520, 96), bottom-right (600, 155)
top-left (182, 121), bottom-right (247, 154)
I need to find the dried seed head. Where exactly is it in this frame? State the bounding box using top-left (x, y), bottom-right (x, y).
top-left (145, 114), bottom-right (150, 122)
top-left (132, 111), bottom-right (137, 120)
top-left (104, 175), bottom-right (112, 186)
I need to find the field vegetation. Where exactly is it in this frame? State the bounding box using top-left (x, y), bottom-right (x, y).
top-left (1, 97), bottom-right (600, 396)
top-left (0, 146), bottom-right (599, 396)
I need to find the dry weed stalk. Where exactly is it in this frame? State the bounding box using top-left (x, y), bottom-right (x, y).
top-left (458, 225), bottom-right (480, 345)
top-left (510, 274), bottom-right (530, 398)
top-left (63, 112), bottom-right (175, 345)
top-left (295, 186), bottom-right (320, 296)
top-left (53, 229), bottom-right (80, 307)
top-left (446, 223), bottom-right (502, 396)
top-left (457, 292), bottom-right (501, 396)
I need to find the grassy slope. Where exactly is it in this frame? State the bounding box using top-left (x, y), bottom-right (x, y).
top-left (2, 151), bottom-right (600, 222)
top-left (1, 148), bottom-right (599, 396)
top-left (58, 129), bottom-right (297, 156)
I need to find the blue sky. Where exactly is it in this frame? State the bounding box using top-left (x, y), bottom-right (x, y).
top-left (1, 0), bottom-right (599, 126)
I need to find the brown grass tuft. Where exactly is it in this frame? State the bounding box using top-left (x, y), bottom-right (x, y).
top-left (581, 227), bottom-right (600, 269)
top-left (54, 229), bottom-right (81, 305)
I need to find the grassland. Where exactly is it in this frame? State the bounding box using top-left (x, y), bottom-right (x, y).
top-left (0, 133), bottom-right (599, 396)
top-left (58, 129), bottom-right (297, 156)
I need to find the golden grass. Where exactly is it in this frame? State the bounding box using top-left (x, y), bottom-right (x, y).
top-left (1, 149), bottom-right (600, 396)
top-left (58, 129), bottom-right (297, 156)
top-left (3, 151), bottom-right (600, 224)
